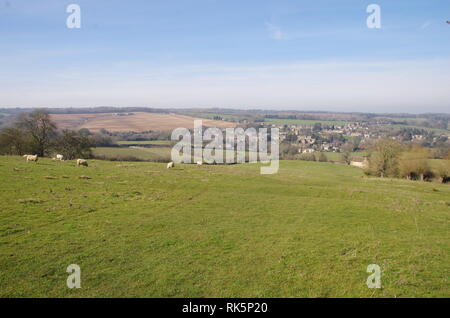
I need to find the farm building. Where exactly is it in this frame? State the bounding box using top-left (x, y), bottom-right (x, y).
top-left (350, 157), bottom-right (368, 168)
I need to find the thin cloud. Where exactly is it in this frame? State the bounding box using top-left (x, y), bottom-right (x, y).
top-left (420, 21), bottom-right (432, 30)
top-left (266, 23), bottom-right (287, 40)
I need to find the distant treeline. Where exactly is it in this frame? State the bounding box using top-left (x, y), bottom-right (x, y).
top-left (0, 110), bottom-right (114, 159)
top-left (0, 107), bottom-right (171, 115)
top-left (1, 107), bottom-right (449, 131)
top-left (264, 114), bottom-right (362, 122)
top-left (2, 107), bottom-right (449, 119)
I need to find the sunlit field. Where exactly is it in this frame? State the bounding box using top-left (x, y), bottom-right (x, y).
top-left (1, 156), bottom-right (448, 297)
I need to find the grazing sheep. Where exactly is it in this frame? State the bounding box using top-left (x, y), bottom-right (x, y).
top-left (196, 161), bottom-right (203, 166)
top-left (167, 162), bottom-right (174, 169)
top-left (76, 159), bottom-right (88, 167)
top-left (25, 155), bottom-right (38, 162)
top-left (56, 154), bottom-right (64, 161)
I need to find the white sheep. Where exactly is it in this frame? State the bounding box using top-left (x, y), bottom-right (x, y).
top-left (196, 161), bottom-right (203, 166)
top-left (167, 162), bottom-right (174, 169)
top-left (76, 159), bottom-right (88, 167)
top-left (52, 154), bottom-right (64, 161)
top-left (25, 155), bottom-right (38, 162)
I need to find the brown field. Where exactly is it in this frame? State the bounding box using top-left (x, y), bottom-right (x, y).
top-left (50, 112), bottom-right (236, 132)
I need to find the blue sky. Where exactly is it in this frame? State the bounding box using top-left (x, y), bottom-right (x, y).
top-left (1, 0), bottom-right (449, 112)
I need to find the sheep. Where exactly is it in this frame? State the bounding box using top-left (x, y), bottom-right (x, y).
top-left (56, 154), bottom-right (64, 161)
top-left (167, 162), bottom-right (174, 169)
top-left (196, 161), bottom-right (203, 166)
top-left (25, 155), bottom-right (38, 162)
top-left (76, 159), bottom-right (88, 167)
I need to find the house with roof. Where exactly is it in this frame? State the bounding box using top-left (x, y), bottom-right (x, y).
top-left (350, 157), bottom-right (369, 168)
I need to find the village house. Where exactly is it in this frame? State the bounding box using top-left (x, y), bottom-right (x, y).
top-left (321, 143), bottom-right (331, 151)
top-left (297, 135), bottom-right (315, 145)
top-left (299, 148), bottom-right (315, 154)
top-left (350, 157), bottom-right (369, 168)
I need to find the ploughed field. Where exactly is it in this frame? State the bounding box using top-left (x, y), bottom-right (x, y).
top-left (0, 156), bottom-right (449, 297)
top-left (50, 112), bottom-right (236, 132)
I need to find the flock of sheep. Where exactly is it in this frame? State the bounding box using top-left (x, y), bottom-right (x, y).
top-left (166, 161), bottom-right (203, 169)
top-left (23, 155), bottom-right (205, 169)
top-left (23, 154), bottom-right (88, 167)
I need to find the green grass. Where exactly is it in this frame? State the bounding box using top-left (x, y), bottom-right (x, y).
top-left (0, 156), bottom-right (449, 297)
top-left (92, 147), bottom-right (171, 161)
top-left (116, 140), bottom-right (175, 146)
top-left (321, 152), bottom-right (368, 162)
top-left (374, 116), bottom-right (450, 131)
top-left (382, 124), bottom-right (450, 133)
top-left (93, 146), bottom-right (253, 163)
top-left (264, 118), bottom-right (350, 126)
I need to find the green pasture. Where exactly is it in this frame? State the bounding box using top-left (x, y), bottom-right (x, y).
top-left (0, 156), bottom-right (449, 297)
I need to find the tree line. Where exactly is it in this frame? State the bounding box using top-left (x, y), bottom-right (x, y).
top-left (0, 109), bottom-right (112, 160)
top-left (365, 138), bottom-right (450, 183)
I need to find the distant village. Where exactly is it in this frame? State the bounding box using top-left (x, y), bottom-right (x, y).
top-left (260, 121), bottom-right (450, 156)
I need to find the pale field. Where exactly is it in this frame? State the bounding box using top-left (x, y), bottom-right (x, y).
top-left (50, 112), bottom-right (236, 132)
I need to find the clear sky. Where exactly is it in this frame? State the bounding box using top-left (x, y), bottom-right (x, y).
top-left (1, 0), bottom-right (449, 113)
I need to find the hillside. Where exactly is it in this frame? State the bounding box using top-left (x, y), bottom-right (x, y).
top-left (50, 112), bottom-right (236, 132)
top-left (0, 156), bottom-right (449, 297)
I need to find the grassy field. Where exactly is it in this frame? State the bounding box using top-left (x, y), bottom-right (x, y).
top-left (320, 152), bottom-right (368, 162)
top-left (116, 140), bottom-right (175, 146)
top-left (383, 124), bottom-right (450, 134)
top-left (92, 147), bottom-right (171, 161)
top-left (375, 116), bottom-right (450, 131)
top-left (0, 156), bottom-right (449, 297)
top-left (93, 147), bottom-right (253, 162)
top-left (264, 118), bottom-right (350, 126)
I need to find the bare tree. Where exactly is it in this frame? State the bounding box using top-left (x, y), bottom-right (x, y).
top-left (398, 146), bottom-right (430, 181)
top-left (342, 152), bottom-right (352, 165)
top-left (0, 127), bottom-right (31, 155)
top-left (367, 138), bottom-right (403, 177)
top-left (54, 130), bottom-right (93, 160)
top-left (16, 109), bottom-right (57, 156)
top-left (435, 160), bottom-right (450, 183)
top-left (318, 152), bottom-right (328, 162)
